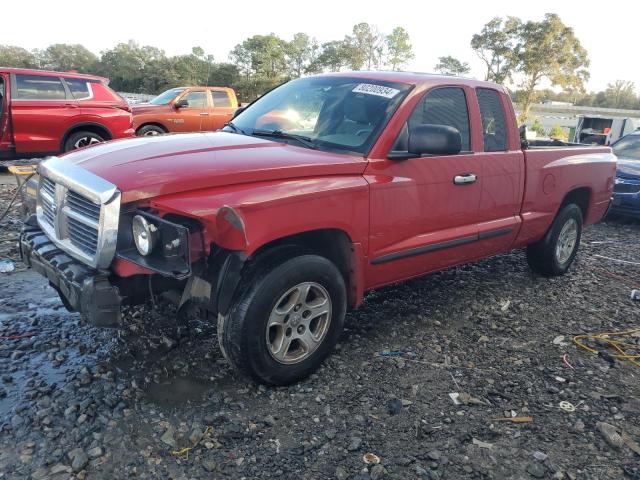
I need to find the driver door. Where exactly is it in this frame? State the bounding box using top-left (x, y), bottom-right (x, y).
top-left (170, 89), bottom-right (209, 132)
top-left (365, 86), bottom-right (483, 288)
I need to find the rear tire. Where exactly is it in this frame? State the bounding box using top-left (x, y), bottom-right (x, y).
top-left (64, 131), bottom-right (104, 152)
top-left (137, 125), bottom-right (166, 136)
top-left (526, 203), bottom-right (583, 276)
top-left (218, 251), bottom-right (346, 386)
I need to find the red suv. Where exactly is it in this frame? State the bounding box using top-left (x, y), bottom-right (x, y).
top-left (0, 68), bottom-right (134, 159)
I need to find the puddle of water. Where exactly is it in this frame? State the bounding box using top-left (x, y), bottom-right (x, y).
top-left (144, 377), bottom-right (215, 407)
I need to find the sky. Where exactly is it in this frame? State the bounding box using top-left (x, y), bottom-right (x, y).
top-left (5, 0), bottom-right (639, 92)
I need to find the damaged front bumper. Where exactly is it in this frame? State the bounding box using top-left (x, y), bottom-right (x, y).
top-left (20, 221), bottom-right (122, 327)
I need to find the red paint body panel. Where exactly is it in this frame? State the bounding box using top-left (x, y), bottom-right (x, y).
top-left (45, 72), bottom-right (616, 307)
top-left (0, 67), bottom-right (133, 157)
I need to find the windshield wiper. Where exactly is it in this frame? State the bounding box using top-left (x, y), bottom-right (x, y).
top-left (251, 129), bottom-right (318, 150)
top-left (224, 121), bottom-right (247, 135)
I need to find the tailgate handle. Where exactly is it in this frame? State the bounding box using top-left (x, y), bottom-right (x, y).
top-left (453, 173), bottom-right (477, 185)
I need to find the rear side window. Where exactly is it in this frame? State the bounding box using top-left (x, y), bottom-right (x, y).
top-left (15, 75), bottom-right (67, 100)
top-left (477, 88), bottom-right (507, 152)
top-left (64, 78), bottom-right (93, 100)
top-left (212, 90), bottom-right (231, 108)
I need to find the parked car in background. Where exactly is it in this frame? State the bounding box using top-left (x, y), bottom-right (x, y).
top-left (21, 72), bottom-right (615, 386)
top-left (610, 130), bottom-right (640, 218)
top-left (132, 86), bottom-right (238, 136)
top-left (0, 68), bottom-right (134, 159)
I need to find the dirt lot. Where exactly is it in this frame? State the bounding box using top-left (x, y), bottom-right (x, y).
top-left (1, 174), bottom-right (639, 480)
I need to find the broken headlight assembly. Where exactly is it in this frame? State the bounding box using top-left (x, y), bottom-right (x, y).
top-left (117, 211), bottom-right (192, 278)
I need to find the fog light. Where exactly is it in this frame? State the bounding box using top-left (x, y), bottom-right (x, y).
top-left (132, 215), bottom-right (158, 256)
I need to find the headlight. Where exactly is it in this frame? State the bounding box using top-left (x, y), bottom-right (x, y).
top-left (132, 215), bottom-right (158, 256)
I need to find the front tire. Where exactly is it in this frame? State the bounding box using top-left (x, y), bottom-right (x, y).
top-left (218, 252), bottom-right (346, 386)
top-left (526, 203), bottom-right (583, 276)
top-left (137, 125), bottom-right (166, 136)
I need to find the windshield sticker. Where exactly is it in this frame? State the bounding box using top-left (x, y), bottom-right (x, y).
top-left (352, 83), bottom-right (400, 98)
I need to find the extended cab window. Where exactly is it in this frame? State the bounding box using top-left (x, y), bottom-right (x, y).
top-left (64, 78), bottom-right (93, 100)
top-left (212, 90), bottom-right (231, 108)
top-left (392, 87), bottom-right (471, 152)
top-left (477, 88), bottom-right (507, 152)
top-left (15, 75), bottom-right (67, 100)
top-left (180, 91), bottom-right (207, 108)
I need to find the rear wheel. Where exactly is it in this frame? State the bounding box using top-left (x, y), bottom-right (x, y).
top-left (137, 125), bottom-right (166, 136)
top-left (526, 203), bottom-right (583, 276)
top-left (64, 131), bottom-right (104, 152)
top-left (218, 251), bottom-right (346, 386)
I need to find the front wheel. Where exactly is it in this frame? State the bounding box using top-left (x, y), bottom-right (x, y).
top-left (218, 253), bottom-right (346, 386)
top-left (137, 125), bottom-right (166, 136)
top-left (526, 203), bottom-right (583, 276)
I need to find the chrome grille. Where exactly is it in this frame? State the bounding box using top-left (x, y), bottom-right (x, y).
top-left (67, 191), bottom-right (101, 221)
top-left (67, 218), bottom-right (99, 254)
top-left (40, 177), bottom-right (56, 227)
top-left (35, 156), bottom-right (121, 269)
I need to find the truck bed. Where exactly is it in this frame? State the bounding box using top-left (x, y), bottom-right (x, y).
top-left (513, 144), bottom-right (615, 248)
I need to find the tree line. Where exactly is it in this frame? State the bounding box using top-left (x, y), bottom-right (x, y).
top-left (1, 15), bottom-right (638, 116)
top-left (0, 23), bottom-right (413, 101)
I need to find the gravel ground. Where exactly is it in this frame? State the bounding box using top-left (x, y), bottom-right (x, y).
top-left (1, 173), bottom-right (640, 480)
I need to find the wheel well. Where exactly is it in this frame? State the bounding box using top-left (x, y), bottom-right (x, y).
top-left (62, 123), bottom-right (112, 149)
top-left (136, 123), bottom-right (168, 134)
top-left (561, 187), bottom-right (591, 220)
top-left (250, 229), bottom-right (353, 302)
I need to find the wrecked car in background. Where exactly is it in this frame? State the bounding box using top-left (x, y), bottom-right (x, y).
top-left (20, 72), bottom-right (616, 386)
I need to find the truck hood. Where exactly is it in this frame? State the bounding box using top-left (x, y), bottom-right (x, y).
top-left (616, 158), bottom-right (640, 180)
top-left (57, 132), bottom-right (367, 203)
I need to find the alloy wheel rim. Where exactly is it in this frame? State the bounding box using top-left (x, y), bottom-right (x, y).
top-left (73, 136), bottom-right (101, 149)
top-left (266, 282), bottom-right (332, 365)
top-left (556, 218), bottom-right (578, 264)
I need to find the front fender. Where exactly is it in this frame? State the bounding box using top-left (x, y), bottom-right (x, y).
top-left (149, 175), bottom-right (370, 256)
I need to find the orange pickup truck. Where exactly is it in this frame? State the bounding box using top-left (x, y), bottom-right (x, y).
top-left (132, 86), bottom-right (238, 136)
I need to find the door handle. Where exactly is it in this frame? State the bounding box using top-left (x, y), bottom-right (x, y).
top-left (199, 112), bottom-right (209, 116)
top-left (64, 103), bottom-right (79, 108)
top-left (453, 173), bottom-right (477, 185)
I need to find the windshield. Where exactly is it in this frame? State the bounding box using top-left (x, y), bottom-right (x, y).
top-left (227, 76), bottom-right (411, 155)
top-left (612, 134), bottom-right (640, 161)
top-left (150, 87), bottom-right (186, 105)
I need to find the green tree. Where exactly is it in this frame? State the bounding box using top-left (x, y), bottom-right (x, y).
top-left (604, 80), bottom-right (637, 109)
top-left (0, 45), bottom-right (38, 68)
top-left (434, 56), bottom-right (470, 76)
top-left (40, 44), bottom-right (98, 72)
top-left (313, 40), bottom-right (349, 72)
top-left (385, 27), bottom-right (414, 71)
top-left (549, 124), bottom-right (567, 140)
top-left (346, 23), bottom-right (384, 70)
top-left (97, 41), bottom-right (167, 92)
top-left (229, 34), bottom-right (288, 80)
top-left (514, 13), bottom-right (589, 121)
top-left (286, 33), bottom-right (319, 77)
top-left (470, 17), bottom-right (519, 83)
top-left (531, 118), bottom-right (546, 136)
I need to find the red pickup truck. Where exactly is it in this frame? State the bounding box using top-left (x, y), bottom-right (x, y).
top-left (20, 72), bottom-right (615, 385)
